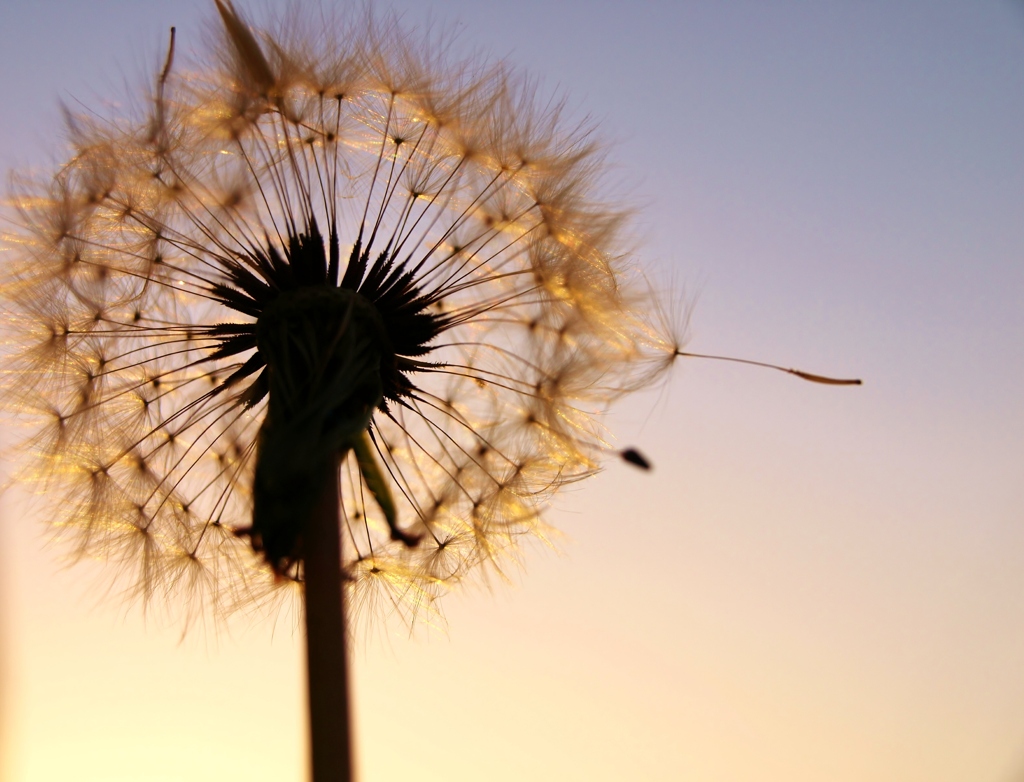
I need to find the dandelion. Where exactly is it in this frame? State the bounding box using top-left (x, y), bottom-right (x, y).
top-left (1, 3), bottom-right (859, 779)
top-left (1, 3), bottom-right (681, 778)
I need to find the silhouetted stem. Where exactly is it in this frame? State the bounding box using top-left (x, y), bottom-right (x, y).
top-left (304, 455), bottom-right (353, 782)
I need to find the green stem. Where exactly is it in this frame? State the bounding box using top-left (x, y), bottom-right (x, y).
top-left (304, 455), bottom-right (353, 782)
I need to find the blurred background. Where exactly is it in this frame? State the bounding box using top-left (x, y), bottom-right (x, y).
top-left (1, 1), bottom-right (1023, 780)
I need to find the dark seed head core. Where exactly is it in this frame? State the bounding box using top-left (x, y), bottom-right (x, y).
top-left (213, 218), bottom-right (451, 575)
top-left (247, 286), bottom-right (388, 576)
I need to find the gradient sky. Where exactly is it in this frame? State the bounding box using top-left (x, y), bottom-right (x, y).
top-left (2, 1), bottom-right (1023, 780)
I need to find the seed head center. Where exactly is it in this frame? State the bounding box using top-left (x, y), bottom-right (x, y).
top-left (256, 285), bottom-right (389, 434)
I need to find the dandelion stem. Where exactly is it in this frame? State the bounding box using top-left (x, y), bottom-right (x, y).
top-left (304, 454), bottom-right (353, 782)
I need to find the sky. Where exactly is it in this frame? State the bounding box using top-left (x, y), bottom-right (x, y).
top-left (1, 1), bottom-right (1023, 780)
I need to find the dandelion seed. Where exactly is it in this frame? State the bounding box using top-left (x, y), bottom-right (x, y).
top-left (620, 447), bottom-right (652, 470)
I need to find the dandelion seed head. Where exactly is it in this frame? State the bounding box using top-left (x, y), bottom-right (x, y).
top-left (1, 3), bottom-right (677, 625)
